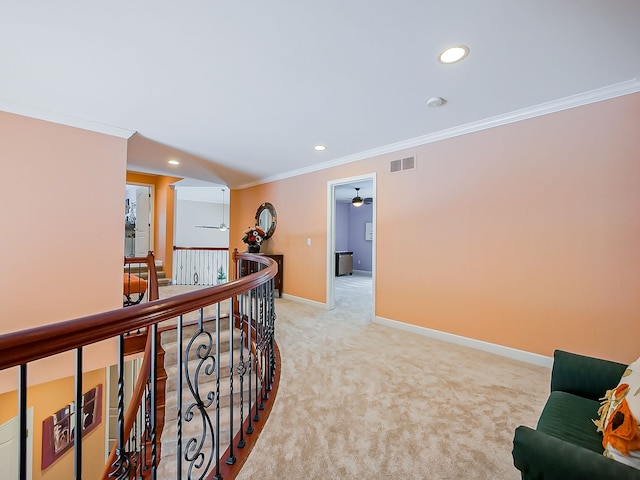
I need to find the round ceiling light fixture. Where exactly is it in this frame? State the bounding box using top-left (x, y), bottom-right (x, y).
top-left (168, 159), bottom-right (180, 165)
top-left (426, 97), bottom-right (446, 108)
top-left (352, 187), bottom-right (364, 207)
top-left (314, 145), bottom-right (327, 151)
top-left (438, 45), bottom-right (469, 64)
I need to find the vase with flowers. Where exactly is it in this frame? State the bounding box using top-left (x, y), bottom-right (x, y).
top-left (242, 225), bottom-right (266, 253)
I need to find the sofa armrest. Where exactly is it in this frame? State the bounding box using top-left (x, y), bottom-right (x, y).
top-left (513, 426), bottom-right (640, 480)
top-left (550, 350), bottom-right (626, 401)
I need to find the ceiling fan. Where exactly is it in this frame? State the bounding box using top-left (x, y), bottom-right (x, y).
top-left (351, 187), bottom-right (373, 207)
top-left (196, 188), bottom-right (229, 231)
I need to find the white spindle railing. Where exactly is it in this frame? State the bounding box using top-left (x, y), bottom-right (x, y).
top-left (173, 247), bottom-right (229, 286)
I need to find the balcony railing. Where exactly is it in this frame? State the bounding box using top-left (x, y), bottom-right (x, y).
top-left (173, 247), bottom-right (230, 286)
top-left (0, 249), bottom-right (279, 480)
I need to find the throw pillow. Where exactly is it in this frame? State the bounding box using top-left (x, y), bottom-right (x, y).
top-left (594, 356), bottom-right (640, 469)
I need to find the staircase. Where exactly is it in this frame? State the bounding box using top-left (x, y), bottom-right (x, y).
top-left (157, 317), bottom-right (254, 479)
top-left (124, 259), bottom-right (172, 287)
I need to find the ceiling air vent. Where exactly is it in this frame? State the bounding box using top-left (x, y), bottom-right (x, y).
top-left (390, 156), bottom-right (416, 174)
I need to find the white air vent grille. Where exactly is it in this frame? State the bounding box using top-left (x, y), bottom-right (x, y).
top-left (402, 156), bottom-right (415, 170)
top-left (390, 156), bottom-right (416, 174)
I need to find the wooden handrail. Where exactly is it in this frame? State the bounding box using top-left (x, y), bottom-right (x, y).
top-left (0, 252), bottom-right (276, 371)
top-left (2, 249), bottom-right (279, 480)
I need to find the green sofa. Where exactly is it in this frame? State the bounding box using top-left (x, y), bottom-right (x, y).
top-left (512, 349), bottom-right (640, 479)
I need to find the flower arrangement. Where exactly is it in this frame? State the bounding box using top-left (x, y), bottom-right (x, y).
top-left (242, 225), bottom-right (266, 252)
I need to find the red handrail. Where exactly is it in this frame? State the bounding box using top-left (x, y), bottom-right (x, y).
top-left (0, 252), bottom-right (276, 371)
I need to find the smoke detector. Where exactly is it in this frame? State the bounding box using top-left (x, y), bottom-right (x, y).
top-left (426, 97), bottom-right (446, 108)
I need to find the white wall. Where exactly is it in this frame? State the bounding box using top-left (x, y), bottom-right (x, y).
top-left (174, 190), bottom-right (230, 248)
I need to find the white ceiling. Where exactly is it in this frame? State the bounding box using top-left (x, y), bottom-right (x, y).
top-left (2, 1), bottom-right (639, 189)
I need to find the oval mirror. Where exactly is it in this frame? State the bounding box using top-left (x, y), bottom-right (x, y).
top-left (255, 202), bottom-right (277, 239)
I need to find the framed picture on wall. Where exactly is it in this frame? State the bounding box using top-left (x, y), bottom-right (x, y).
top-left (41, 384), bottom-right (103, 470)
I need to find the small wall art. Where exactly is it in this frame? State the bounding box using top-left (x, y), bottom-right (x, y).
top-left (41, 384), bottom-right (103, 470)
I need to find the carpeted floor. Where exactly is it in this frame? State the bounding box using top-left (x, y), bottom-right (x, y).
top-left (160, 275), bottom-right (550, 479)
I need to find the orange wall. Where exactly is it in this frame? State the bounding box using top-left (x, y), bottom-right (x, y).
top-left (0, 369), bottom-right (106, 480)
top-left (126, 172), bottom-right (181, 277)
top-left (0, 111), bottom-right (126, 389)
top-left (231, 93), bottom-right (640, 364)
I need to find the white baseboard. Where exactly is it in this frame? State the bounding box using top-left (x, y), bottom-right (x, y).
top-left (352, 269), bottom-right (372, 276)
top-left (373, 316), bottom-right (553, 368)
top-left (281, 293), bottom-right (328, 309)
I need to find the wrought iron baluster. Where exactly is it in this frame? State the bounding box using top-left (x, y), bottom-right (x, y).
top-left (176, 314), bottom-right (183, 478)
top-left (253, 285), bottom-right (261, 422)
top-left (184, 307), bottom-right (215, 480)
top-left (74, 348), bottom-right (83, 480)
top-left (246, 286), bottom-right (254, 434)
top-left (18, 364), bottom-right (27, 480)
top-left (214, 303), bottom-right (222, 480)
top-left (140, 383), bottom-right (149, 476)
top-left (237, 291), bottom-right (247, 449)
top-left (258, 280), bottom-right (267, 409)
top-left (132, 403), bottom-right (139, 476)
top-left (226, 296), bottom-right (236, 466)
top-left (150, 322), bottom-right (158, 479)
top-left (110, 334), bottom-right (130, 479)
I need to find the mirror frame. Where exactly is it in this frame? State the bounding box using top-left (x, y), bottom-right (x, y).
top-left (255, 202), bottom-right (277, 239)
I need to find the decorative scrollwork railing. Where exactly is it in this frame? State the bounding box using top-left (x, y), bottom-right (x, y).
top-left (0, 249), bottom-right (279, 480)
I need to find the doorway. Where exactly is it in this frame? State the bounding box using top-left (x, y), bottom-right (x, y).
top-left (0, 408), bottom-right (33, 480)
top-left (326, 173), bottom-right (376, 318)
top-left (124, 184), bottom-right (153, 257)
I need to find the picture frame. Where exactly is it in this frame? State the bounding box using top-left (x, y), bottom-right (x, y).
top-left (41, 384), bottom-right (103, 470)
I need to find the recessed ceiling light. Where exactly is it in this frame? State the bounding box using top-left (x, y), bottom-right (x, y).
top-left (438, 45), bottom-right (469, 64)
top-left (314, 145), bottom-right (327, 151)
top-left (168, 160), bottom-right (180, 165)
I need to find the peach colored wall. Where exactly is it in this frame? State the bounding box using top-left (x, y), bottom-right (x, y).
top-left (231, 93), bottom-right (640, 364)
top-left (0, 112), bottom-right (126, 390)
top-left (0, 369), bottom-right (107, 480)
top-left (126, 172), bottom-right (181, 277)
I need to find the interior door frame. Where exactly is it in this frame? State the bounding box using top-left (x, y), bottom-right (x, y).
top-left (125, 182), bottom-right (155, 257)
top-left (0, 408), bottom-right (33, 480)
top-left (326, 172), bottom-right (377, 315)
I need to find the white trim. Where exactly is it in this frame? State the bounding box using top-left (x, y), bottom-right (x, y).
top-left (373, 316), bottom-right (553, 368)
top-left (352, 269), bottom-right (372, 276)
top-left (0, 100), bottom-right (136, 138)
top-left (281, 293), bottom-right (328, 309)
top-left (237, 79), bottom-right (640, 189)
top-left (0, 407), bottom-right (33, 480)
top-left (326, 173), bottom-right (377, 317)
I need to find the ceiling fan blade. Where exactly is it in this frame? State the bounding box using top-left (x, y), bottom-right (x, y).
top-left (195, 224), bottom-right (230, 230)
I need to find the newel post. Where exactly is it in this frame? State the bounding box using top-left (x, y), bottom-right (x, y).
top-left (232, 248), bottom-right (239, 280)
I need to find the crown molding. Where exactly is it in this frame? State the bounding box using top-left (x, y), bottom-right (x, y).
top-left (0, 99), bottom-right (136, 139)
top-left (238, 79), bottom-right (640, 190)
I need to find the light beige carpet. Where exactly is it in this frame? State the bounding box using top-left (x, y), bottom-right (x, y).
top-left (159, 277), bottom-right (550, 479)
top-left (234, 276), bottom-right (550, 479)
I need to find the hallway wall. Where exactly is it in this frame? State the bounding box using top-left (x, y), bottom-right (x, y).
top-left (0, 111), bottom-right (127, 390)
top-left (231, 93), bottom-right (640, 364)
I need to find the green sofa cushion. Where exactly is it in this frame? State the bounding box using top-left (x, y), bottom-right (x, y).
top-left (537, 391), bottom-right (603, 454)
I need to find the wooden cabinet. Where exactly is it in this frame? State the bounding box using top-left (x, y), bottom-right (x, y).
top-left (241, 253), bottom-right (283, 298)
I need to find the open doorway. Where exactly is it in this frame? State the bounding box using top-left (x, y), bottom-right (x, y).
top-left (326, 173), bottom-right (376, 319)
top-left (124, 184), bottom-right (153, 257)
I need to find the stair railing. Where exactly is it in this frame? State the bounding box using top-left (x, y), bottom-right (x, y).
top-left (0, 249), bottom-right (278, 480)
